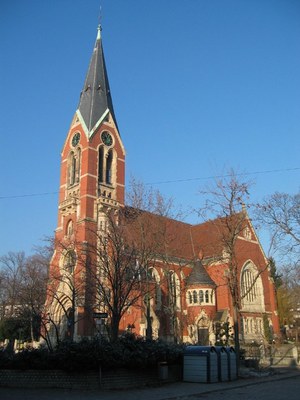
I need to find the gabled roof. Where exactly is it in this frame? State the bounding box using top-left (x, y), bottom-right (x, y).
top-left (76, 26), bottom-right (118, 138)
top-left (121, 206), bottom-right (194, 262)
top-left (121, 206), bottom-right (250, 263)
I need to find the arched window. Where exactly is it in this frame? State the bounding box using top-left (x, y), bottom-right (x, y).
top-left (149, 268), bottom-right (161, 310)
top-left (68, 149), bottom-right (81, 187)
top-left (241, 261), bottom-right (264, 312)
top-left (169, 271), bottom-right (181, 310)
top-left (210, 290), bottom-right (214, 304)
top-left (98, 146), bottom-right (104, 183)
top-left (199, 290), bottom-right (204, 303)
top-left (68, 151), bottom-right (76, 186)
top-left (193, 290), bottom-right (198, 303)
top-left (205, 290), bottom-right (209, 303)
top-left (76, 148), bottom-right (81, 183)
top-left (63, 250), bottom-right (76, 274)
top-left (66, 220), bottom-right (73, 237)
top-left (106, 149), bottom-right (113, 184)
top-left (188, 291), bottom-right (193, 304)
top-left (72, 154), bottom-right (76, 185)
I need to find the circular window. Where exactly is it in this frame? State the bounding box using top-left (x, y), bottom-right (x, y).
top-left (101, 131), bottom-right (113, 146)
top-left (72, 132), bottom-right (80, 147)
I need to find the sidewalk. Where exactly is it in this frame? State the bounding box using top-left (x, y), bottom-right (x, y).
top-left (0, 366), bottom-right (299, 400)
top-left (103, 367), bottom-right (300, 400)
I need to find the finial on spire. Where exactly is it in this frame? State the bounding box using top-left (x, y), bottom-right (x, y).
top-left (242, 203), bottom-right (247, 213)
top-left (97, 4), bottom-right (102, 40)
top-left (198, 249), bottom-right (204, 260)
top-left (97, 24), bottom-right (102, 41)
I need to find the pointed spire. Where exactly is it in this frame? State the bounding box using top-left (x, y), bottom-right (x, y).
top-left (76, 25), bottom-right (118, 138)
top-left (186, 259), bottom-right (216, 286)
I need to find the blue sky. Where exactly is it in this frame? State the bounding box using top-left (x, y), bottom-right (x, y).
top-left (1, 0), bottom-right (299, 257)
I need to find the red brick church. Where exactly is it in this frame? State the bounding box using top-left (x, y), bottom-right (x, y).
top-left (45, 26), bottom-right (279, 346)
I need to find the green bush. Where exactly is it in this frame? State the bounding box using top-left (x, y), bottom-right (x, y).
top-left (0, 335), bottom-right (185, 371)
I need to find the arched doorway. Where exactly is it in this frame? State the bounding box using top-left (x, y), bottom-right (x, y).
top-left (197, 316), bottom-right (209, 345)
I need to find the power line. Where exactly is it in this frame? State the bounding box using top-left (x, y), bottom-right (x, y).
top-left (0, 166), bottom-right (299, 200)
top-left (145, 167), bottom-right (300, 186)
top-left (0, 192), bottom-right (59, 200)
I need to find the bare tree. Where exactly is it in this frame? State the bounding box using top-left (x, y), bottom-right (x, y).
top-left (0, 252), bottom-right (26, 317)
top-left (126, 178), bottom-right (186, 341)
top-left (275, 263), bottom-right (300, 339)
top-left (18, 253), bottom-right (49, 342)
top-left (127, 176), bottom-right (177, 217)
top-left (197, 170), bottom-right (254, 365)
top-left (0, 249), bottom-right (49, 346)
top-left (44, 240), bottom-right (86, 346)
top-left (256, 191), bottom-right (300, 338)
top-left (88, 209), bottom-right (148, 342)
top-left (89, 197), bottom-right (185, 342)
top-left (256, 191), bottom-right (300, 264)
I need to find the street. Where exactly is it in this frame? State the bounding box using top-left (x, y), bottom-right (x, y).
top-left (184, 375), bottom-right (300, 400)
top-left (0, 373), bottom-right (299, 400)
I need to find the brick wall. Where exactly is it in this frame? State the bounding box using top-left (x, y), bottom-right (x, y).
top-left (0, 365), bottom-right (182, 390)
top-left (0, 369), bottom-right (100, 390)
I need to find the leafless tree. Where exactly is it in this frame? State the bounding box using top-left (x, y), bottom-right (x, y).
top-left (0, 252), bottom-right (26, 317)
top-left (44, 239), bottom-right (87, 346)
top-left (87, 209), bottom-right (148, 342)
top-left (197, 169), bottom-right (254, 365)
top-left (127, 176), bottom-right (178, 217)
top-left (0, 249), bottom-right (50, 345)
top-left (126, 178), bottom-right (186, 341)
top-left (18, 253), bottom-right (49, 341)
top-left (256, 190), bottom-right (300, 336)
top-left (256, 191), bottom-right (300, 264)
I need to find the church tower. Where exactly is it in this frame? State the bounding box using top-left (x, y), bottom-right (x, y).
top-left (46, 26), bottom-right (125, 341)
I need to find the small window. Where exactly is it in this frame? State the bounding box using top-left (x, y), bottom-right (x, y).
top-left (106, 150), bottom-right (113, 184)
top-left (199, 290), bottom-right (204, 303)
top-left (205, 290), bottom-right (209, 303)
top-left (98, 146), bottom-right (104, 183)
top-left (66, 220), bottom-right (73, 237)
top-left (243, 227), bottom-right (252, 240)
top-left (68, 149), bottom-right (81, 187)
top-left (193, 290), bottom-right (198, 303)
top-left (71, 154), bottom-right (76, 185)
top-left (76, 148), bottom-right (81, 183)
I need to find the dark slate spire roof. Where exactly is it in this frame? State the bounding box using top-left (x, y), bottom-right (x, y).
top-left (186, 259), bottom-right (216, 287)
top-left (76, 25), bottom-right (118, 137)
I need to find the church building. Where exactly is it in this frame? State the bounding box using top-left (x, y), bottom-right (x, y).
top-left (45, 26), bottom-right (280, 346)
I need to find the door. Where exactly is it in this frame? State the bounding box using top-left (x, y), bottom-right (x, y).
top-left (198, 327), bottom-right (209, 345)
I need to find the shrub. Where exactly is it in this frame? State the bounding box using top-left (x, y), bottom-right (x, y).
top-left (0, 335), bottom-right (185, 371)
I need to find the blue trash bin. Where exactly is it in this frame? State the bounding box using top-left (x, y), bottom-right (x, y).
top-left (183, 346), bottom-right (218, 383)
top-left (215, 346), bottom-right (229, 382)
top-left (225, 346), bottom-right (237, 380)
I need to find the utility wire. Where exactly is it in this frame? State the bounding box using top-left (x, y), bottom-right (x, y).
top-left (0, 166), bottom-right (299, 200)
top-left (145, 167), bottom-right (300, 186)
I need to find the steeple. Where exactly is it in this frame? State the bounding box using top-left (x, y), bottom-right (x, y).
top-left (76, 25), bottom-right (118, 138)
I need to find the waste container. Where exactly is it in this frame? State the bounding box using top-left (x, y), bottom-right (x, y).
top-left (158, 361), bottom-right (168, 380)
top-left (183, 346), bottom-right (218, 383)
top-left (215, 346), bottom-right (229, 382)
top-left (225, 347), bottom-right (237, 380)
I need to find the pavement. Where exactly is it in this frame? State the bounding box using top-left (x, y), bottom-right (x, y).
top-left (0, 366), bottom-right (299, 400)
top-left (107, 366), bottom-right (300, 400)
